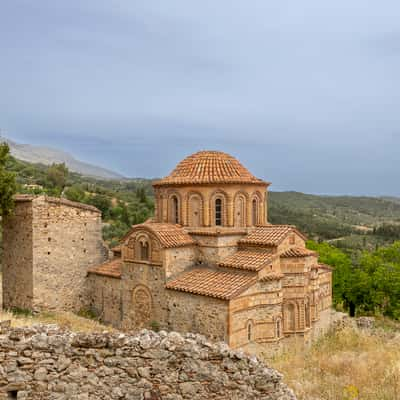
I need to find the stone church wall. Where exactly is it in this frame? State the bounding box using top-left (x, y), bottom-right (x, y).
top-left (86, 274), bottom-right (122, 327)
top-left (0, 324), bottom-right (296, 400)
top-left (121, 262), bottom-right (167, 331)
top-left (166, 290), bottom-right (229, 341)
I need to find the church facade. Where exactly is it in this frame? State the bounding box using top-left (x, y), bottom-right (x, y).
top-left (87, 151), bottom-right (333, 352)
top-left (2, 151), bottom-right (332, 354)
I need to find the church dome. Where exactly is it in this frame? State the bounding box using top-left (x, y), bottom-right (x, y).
top-left (154, 151), bottom-right (267, 186)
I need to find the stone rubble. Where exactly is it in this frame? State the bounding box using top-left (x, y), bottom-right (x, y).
top-left (0, 324), bottom-right (296, 400)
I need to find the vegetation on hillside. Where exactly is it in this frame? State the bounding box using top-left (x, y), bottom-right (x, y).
top-left (0, 143), bottom-right (17, 216)
top-left (271, 322), bottom-right (400, 400)
top-left (308, 241), bottom-right (400, 319)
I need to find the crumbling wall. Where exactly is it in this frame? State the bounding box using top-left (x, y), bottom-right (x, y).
top-left (0, 323), bottom-right (296, 400)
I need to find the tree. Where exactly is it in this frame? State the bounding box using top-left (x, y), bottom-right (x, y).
top-left (64, 185), bottom-right (86, 203)
top-left (46, 163), bottom-right (69, 190)
top-left (0, 143), bottom-right (17, 216)
top-left (86, 194), bottom-right (111, 218)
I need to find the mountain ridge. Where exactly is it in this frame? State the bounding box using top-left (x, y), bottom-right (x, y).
top-left (0, 135), bottom-right (124, 180)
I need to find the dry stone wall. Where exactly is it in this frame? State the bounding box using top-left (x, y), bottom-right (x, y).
top-left (0, 324), bottom-right (296, 400)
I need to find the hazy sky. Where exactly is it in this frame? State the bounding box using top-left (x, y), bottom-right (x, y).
top-left (1, 1), bottom-right (400, 195)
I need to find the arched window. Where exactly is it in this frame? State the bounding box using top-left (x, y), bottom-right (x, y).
top-left (305, 300), bottom-right (311, 328)
top-left (252, 199), bottom-right (258, 225)
top-left (247, 321), bottom-right (253, 342)
top-left (215, 198), bottom-right (222, 226)
top-left (171, 195), bottom-right (179, 224)
top-left (285, 303), bottom-right (296, 331)
top-left (276, 318), bottom-right (281, 338)
top-left (140, 241), bottom-right (149, 260)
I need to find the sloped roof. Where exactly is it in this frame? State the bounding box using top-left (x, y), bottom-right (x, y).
top-left (280, 247), bottom-right (317, 258)
top-left (123, 223), bottom-right (196, 249)
top-left (239, 225), bottom-right (307, 247)
top-left (153, 151), bottom-right (268, 186)
top-left (219, 249), bottom-right (275, 271)
top-left (88, 258), bottom-right (122, 279)
top-left (166, 268), bottom-right (257, 300)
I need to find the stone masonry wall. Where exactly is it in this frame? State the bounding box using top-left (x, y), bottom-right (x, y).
top-left (86, 274), bottom-right (122, 327)
top-left (0, 324), bottom-right (296, 400)
top-left (31, 197), bottom-right (108, 312)
top-left (166, 291), bottom-right (229, 342)
top-left (2, 201), bottom-right (34, 310)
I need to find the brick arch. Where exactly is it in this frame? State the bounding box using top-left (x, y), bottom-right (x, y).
top-left (233, 191), bottom-right (249, 227)
top-left (167, 191), bottom-right (182, 224)
top-left (123, 229), bottom-right (162, 263)
top-left (209, 189), bottom-right (229, 227)
top-left (251, 191), bottom-right (263, 226)
top-left (283, 302), bottom-right (297, 332)
top-left (186, 191), bottom-right (204, 227)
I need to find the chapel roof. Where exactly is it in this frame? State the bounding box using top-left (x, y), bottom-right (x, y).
top-left (88, 258), bottom-right (122, 279)
top-left (219, 249), bottom-right (276, 271)
top-left (239, 225), bottom-right (307, 247)
top-left (280, 247), bottom-right (317, 258)
top-left (122, 222), bottom-right (196, 249)
top-left (153, 150), bottom-right (269, 186)
top-left (165, 268), bottom-right (257, 300)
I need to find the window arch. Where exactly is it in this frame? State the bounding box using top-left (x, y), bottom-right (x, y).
top-left (169, 194), bottom-right (180, 224)
top-left (276, 318), bottom-right (282, 338)
top-left (140, 240), bottom-right (149, 260)
top-left (234, 192), bottom-right (247, 227)
top-left (247, 321), bottom-right (253, 342)
top-left (284, 303), bottom-right (296, 332)
top-left (252, 198), bottom-right (258, 225)
top-left (305, 298), bottom-right (311, 328)
top-left (187, 192), bottom-right (203, 227)
top-left (215, 198), bottom-right (222, 226)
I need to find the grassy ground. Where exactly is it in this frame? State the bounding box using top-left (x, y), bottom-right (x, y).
top-left (270, 322), bottom-right (400, 400)
top-left (0, 308), bottom-right (113, 333)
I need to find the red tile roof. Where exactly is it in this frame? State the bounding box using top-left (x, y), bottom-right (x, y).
top-left (219, 249), bottom-right (275, 271)
top-left (280, 247), bottom-right (316, 258)
top-left (153, 151), bottom-right (269, 186)
top-left (239, 225), bottom-right (307, 247)
top-left (88, 258), bottom-right (122, 279)
top-left (123, 223), bottom-right (196, 249)
top-left (166, 268), bottom-right (257, 300)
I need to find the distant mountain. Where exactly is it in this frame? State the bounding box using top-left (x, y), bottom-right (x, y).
top-left (0, 136), bottom-right (124, 180)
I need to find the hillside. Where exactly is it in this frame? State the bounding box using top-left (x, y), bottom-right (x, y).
top-left (0, 135), bottom-right (124, 179)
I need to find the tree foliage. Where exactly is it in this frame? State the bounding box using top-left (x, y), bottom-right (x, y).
top-left (0, 143), bottom-right (17, 216)
top-left (308, 240), bottom-right (400, 319)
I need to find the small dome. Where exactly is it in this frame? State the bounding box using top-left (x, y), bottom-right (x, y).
top-left (154, 150), bottom-right (267, 186)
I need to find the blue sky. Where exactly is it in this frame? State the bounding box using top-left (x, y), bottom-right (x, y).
top-left (1, 1), bottom-right (400, 195)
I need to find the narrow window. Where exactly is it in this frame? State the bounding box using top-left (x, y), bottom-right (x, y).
top-left (276, 319), bottom-right (281, 338)
top-left (247, 322), bottom-right (252, 341)
top-left (215, 198), bottom-right (222, 226)
top-left (252, 199), bottom-right (258, 225)
top-left (140, 241), bottom-right (149, 260)
top-left (172, 196), bottom-right (179, 224)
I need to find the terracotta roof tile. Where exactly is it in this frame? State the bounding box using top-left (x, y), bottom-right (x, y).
top-left (153, 151), bottom-right (268, 186)
top-left (219, 249), bottom-right (275, 271)
top-left (260, 273), bottom-right (285, 281)
top-left (88, 258), bottom-right (122, 279)
top-left (280, 247), bottom-right (316, 258)
top-left (166, 268), bottom-right (257, 300)
top-left (239, 225), bottom-right (307, 247)
top-left (123, 223), bottom-right (196, 249)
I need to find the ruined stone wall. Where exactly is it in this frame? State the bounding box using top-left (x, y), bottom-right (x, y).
top-left (2, 201), bottom-right (33, 310)
top-left (86, 274), bottom-right (122, 327)
top-left (31, 197), bottom-right (107, 312)
top-left (0, 324), bottom-right (296, 400)
top-left (166, 291), bottom-right (229, 342)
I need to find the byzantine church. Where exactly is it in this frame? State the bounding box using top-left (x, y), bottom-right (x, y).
top-left (88, 151), bottom-right (332, 352)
